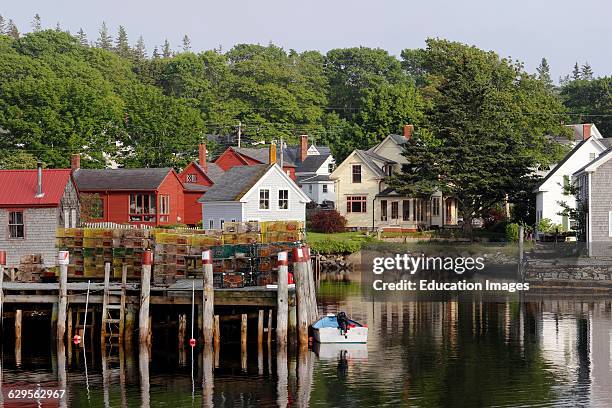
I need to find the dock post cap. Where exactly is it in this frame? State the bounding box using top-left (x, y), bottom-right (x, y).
top-left (201, 250), bottom-right (212, 264)
top-left (277, 251), bottom-right (288, 266)
top-left (0, 250), bottom-right (5, 265)
top-left (291, 247), bottom-right (304, 262)
top-left (58, 250), bottom-right (70, 265)
top-left (142, 250), bottom-right (153, 265)
top-left (302, 245), bottom-right (310, 258)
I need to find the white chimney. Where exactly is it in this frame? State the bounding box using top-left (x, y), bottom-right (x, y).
top-left (35, 161), bottom-right (44, 198)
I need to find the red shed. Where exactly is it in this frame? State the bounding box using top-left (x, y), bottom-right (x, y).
top-left (73, 164), bottom-right (185, 227)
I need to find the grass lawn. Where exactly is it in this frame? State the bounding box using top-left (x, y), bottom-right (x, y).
top-left (305, 231), bottom-right (373, 254)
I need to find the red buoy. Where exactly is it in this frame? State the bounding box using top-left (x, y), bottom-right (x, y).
top-left (73, 334), bottom-right (81, 345)
top-left (189, 338), bottom-right (196, 347)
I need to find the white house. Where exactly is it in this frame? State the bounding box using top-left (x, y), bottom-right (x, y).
top-left (198, 163), bottom-right (310, 229)
top-left (330, 125), bottom-right (458, 230)
top-left (533, 124), bottom-right (610, 230)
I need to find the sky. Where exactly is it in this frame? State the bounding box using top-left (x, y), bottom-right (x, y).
top-left (3, 0), bottom-right (610, 81)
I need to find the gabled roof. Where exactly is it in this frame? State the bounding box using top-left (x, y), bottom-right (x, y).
top-left (74, 168), bottom-right (174, 191)
top-left (297, 174), bottom-right (332, 183)
top-left (195, 162), bottom-right (225, 183)
top-left (199, 164), bottom-right (271, 202)
top-left (573, 147), bottom-right (612, 176)
top-left (296, 155), bottom-right (330, 174)
top-left (0, 169), bottom-right (73, 207)
top-left (234, 147), bottom-right (298, 167)
top-left (532, 136), bottom-right (608, 192)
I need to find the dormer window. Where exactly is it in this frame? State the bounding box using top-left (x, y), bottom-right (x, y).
top-left (328, 163), bottom-right (335, 173)
top-left (186, 174), bottom-right (197, 183)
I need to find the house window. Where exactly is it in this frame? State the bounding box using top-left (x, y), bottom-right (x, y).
top-left (220, 219), bottom-right (225, 229)
top-left (159, 195), bottom-right (170, 222)
top-left (259, 189), bottom-right (270, 210)
top-left (380, 200), bottom-right (388, 221)
top-left (352, 165), bottom-right (362, 183)
top-left (391, 202), bottom-right (399, 220)
top-left (209, 219), bottom-right (214, 229)
top-left (328, 163), bottom-right (334, 173)
top-left (402, 200), bottom-right (410, 221)
top-left (414, 199), bottom-right (424, 222)
top-left (129, 193), bottom-right (156, 222)
top-left (432, 198), bottom-right (440, 216)
top-left (309, 185), bottom-right (313, 193)
top-left (323, 184), bottom-right (328, 193)
top-left (8, 211), bottom-right (24, 238)
top-left (279, 190), bottom-right (289, 210)
top-left (590, 153), bottom-right (596, 161)
top-left (186, 174), bottom-right (197, 183)
top-left (346, 196), bottom-right (367, 213)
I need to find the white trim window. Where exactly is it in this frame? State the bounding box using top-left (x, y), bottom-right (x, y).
top-left (220, 219), bottom-right (225, 230)
top-left (278, 189), bottom-right (289, 210)
top-left (259, 189), bottom-right (270, 210)
top-left (209, 219), bottom-right (214, 229)
top-left (160, 194), bottom-right (170, 222)
top-left (8, 210), bottom-right (25, 239)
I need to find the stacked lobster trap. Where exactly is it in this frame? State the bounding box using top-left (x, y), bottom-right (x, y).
top-left (56, 221), bottom-right (304, 287)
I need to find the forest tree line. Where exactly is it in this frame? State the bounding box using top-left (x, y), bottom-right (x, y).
top-left (0, 15), bottom-right (610, 173)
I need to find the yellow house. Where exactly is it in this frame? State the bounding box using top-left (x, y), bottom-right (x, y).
top-left (330, 125), bottom-right (458, 230)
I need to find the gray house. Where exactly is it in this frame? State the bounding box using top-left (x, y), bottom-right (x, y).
top-left (0, 165), bottom-right (79, 268)
top-left (573, 148), bottom-right (612, 257)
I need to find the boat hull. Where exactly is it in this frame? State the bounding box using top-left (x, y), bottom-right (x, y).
top-left (313, 327), bottom-right (368, 343)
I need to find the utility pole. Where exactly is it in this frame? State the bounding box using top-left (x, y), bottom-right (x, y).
top-left (280, 137), bottom-right (284, 168)
top-left (237, 121), bottom-right (242, 148)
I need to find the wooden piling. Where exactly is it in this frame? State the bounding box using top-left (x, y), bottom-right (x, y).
top-left (178, 314), bottom-right (187, 348)
top-left (57, 250), bottom-right (69, 343)
top-left (276, 252), bottom-right (289, 346)
top-left (257, 309), bottom-right (264, 346)
top-left (202, 250), bottom-right (214, 344)
top-left (125, 303), bottom-right (135, 348)
top-left (51, 303), bottom-right (58, 338)
top-left (139, 251), bottom-right (152, 344)
top-left (15, 309), bottom-right (22, 366)
top-left (276, 344), bottom-right (288, 407)
top-left (139, 342), bottom-right (150, 407)
top-left (66, 307), bottom-right (73, 358)
top-left (288, 298), bottom-right (297, 345)
top-left (267, 309), bottom-right (272, 346)
top-left (304, 246), bottom-right (318, 323)
top-left (241, 313), bottom-right (247, 371)
top-left (293, 247), bottom-right (309, 346)
top-left (119, 265), bottom-right (128, 343)
top-left (202, 344), bottom-right (214, 408)
top-left (101, 262), bottom-right (111, 346)
top-left (213, 315), bottom-right (220, 348)
top-left (518, 225), bottom-right (524, 281)
top-left (0, 251), bottom-right (5, 330)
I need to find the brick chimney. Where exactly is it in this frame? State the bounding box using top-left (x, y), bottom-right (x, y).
top-left (403, 124), bottom-right (414, 140)
top-left (583, 124), bottom-right (592, 140)
top-left (300, 135), bottom-right (308, 163)
top-left (269, 143), bottom-right (277, 165)
top-left (70, 154), bottom-right (80, 172)
top-left (199, 143), bottom-right (208, 172)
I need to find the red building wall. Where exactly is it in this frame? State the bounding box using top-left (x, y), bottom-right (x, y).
top-left (214, 148), bottom-right (297, 180)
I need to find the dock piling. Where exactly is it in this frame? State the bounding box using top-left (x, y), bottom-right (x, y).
top-left (276, 251), bottom-right (289, 347)
top-left (15, 309), bottom-right (22, 365)
top-left (0, 250), bottom-right (5, 330)
top-left (241, 313), bottom-right (248, 371)
top-left (267, 309), bottom-right (272, 346)
top-left (257, 309), bottom-right (264, 346)
top-left (202, 250), bottom-right (214, 344)
top-left (139, 250), bottom-right (152, 345)
top-left (293, 247), bottom-right (309, 346)
top-left (101, 262), bottom-right (111, 346)
top-left (57, 250), bottom-right (69, 343)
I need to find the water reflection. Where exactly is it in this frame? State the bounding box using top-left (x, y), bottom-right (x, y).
top-left (0, 282), bottom-right (611, 407)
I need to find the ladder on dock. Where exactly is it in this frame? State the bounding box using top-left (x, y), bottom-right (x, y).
top-left (101, 264), bottom-right (127, 345)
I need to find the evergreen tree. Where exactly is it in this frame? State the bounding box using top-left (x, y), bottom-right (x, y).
top-left (55, 22), bottom-right (62, 32)
top-left (152, 46), bottom-right (160, 59)
top-left (572, 62), bottom-right (581, 80)
top-left (96, 21), bottom-right (113, 50)
top-left (32, 13), bottom-right (42, 32)
top-left (162, 39), bottom-right (172, 58)
top-left (7, 20), bottom-right (19, 39)
top-left (76, 28), bottom-right (88, 46)
top-left (581, 62), bottom-right (594, 80)
top-left (133, 35), bottom-right (147, 60)
top-left (182, 35), bottom-right (191, 52)
top-left (536, 57), bottom-right (553, 88)
top-left (0, 15), bottom-right (6, 34)
top-left (115, 25), bottom-right (131, 58)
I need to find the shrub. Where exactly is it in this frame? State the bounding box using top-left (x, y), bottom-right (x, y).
top-left (309, 210), bottom-right (347, 233)
top-left (536, 218), bottom-right (565, 233)
top-left (505, 223), bottom-right (520, 242)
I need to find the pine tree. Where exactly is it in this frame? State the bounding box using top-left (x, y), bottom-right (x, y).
top-left (114, 25), bottom-right (131, 58)
top-left (32, 13), bottom-right (42, 32)
top-left (96, 22), bottom-right (113, 50)
top-left (133, 35), bottom-right (147, 60)
top-left (55, 22), bottom-right (62, 32)
top-left (0, 15), bottom-right (6, 35)
top-left (572, 62), bottom-right (581, 80)
top-left (182, 34), bottom-right (191, 52)
top-left (162, 39), bottom-right (171, 58)
top-left (7, 19), bottom-right (19, 39)
top-left (152, 46), bottom-right (160, 59)
top-left (77, 28), bottom-right (88, 46)
top-left (536, 57), bottom-right (553, 88)
top-left (581, 62), bottom-right (593, 80)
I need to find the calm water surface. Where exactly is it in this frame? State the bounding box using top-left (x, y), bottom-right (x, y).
top-left (1, 279), bottom-right (611, 407)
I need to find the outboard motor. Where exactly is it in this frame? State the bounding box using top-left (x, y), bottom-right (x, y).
top-left (337, 312), bottom-right (350, 335)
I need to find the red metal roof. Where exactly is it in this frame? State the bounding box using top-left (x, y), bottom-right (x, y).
top-left (0, 169), bottom-right (73, 207)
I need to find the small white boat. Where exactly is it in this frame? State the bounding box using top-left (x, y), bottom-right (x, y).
top-left (312, 313), bottom-right (368, 344)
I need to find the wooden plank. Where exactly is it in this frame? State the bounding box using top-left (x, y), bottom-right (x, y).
top-left (57, 257), bottom-right (68, 342)
top-left (119, 265), bottom-right (128, 343)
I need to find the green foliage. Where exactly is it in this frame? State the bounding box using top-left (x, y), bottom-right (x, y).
top-left (307, 231), bottom-right (373, 254)
top-left (390, 39), bottom-right (569, 232)
top-left (308, 210), bottom-right (347, 233)
top-left (536, 218), bottom-right (564, 233)
top-left (0, 150), bottom-right (39, 169)
top-left (560, 77), bottom-right (612, 136)
top-left (505, 223), bottom-right (520, 242)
